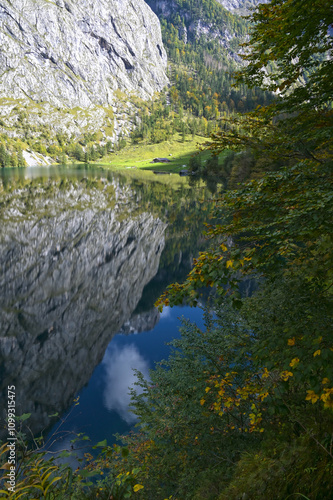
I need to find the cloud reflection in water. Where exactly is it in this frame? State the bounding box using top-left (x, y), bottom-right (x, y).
top-left (102, 343), bottom-right (150, 424)
top-left (160, 306), bottom-right (171, 320)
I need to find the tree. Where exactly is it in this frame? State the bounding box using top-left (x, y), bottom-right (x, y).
top-left (17, 147), bottom-right (26, 167)
top-left (84, 151), bottom-right (90, 163)
top-left (89, 145), bottom-right (97, 161)
top-left (116, 293), bottom-right (333, 499)
top-left (58, 152), bottom-right (67, 165)
top-left (73, 144), bottom-right (84, 162)
top-left (171, 0), bottom-right (333, 296)
top-left (148, 3), bottom-right (333, 496)
top-left (156, 0), bottom-right (333, 413)
top-left (238, 0), bottom-right (333, 112)
top-left (10, 151), bottom-right (18, 167)
top-left (188, 153), bottom-right (201, 173)
top-left (0, 144), bottom-right (10, 167)
top-left (206, 0), bottom-right (333, 167)
top-left (205, 154), bottom-right (219, 174)
top-left (113, 309), bottom-right (259, 499)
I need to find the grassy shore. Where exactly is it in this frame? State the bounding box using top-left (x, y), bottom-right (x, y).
top-left (98, 134), bottom-right (212, 173)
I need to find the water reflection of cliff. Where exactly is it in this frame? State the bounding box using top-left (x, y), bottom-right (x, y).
top-left (0, 178), bottom-right (166, 437)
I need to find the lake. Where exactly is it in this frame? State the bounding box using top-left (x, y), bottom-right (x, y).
top-left (0, 165), bottom-right (212, 450)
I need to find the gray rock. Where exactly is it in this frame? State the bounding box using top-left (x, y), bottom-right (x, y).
top-left (216, 0), bottom-right (269, 16)
top-left (22, 150), bottom-right (53, 166)
top-left (0, 180), bottom-right (166, 437)
top-left (119, 308), bottom-right (160, 335)
top-left (0, 0), bottom-right (168, 108)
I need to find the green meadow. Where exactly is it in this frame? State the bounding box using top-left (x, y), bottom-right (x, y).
top-left (98, 134), bottom-right (213, 173)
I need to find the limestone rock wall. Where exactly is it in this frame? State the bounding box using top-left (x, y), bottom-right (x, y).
top-left (0, 0), bottom-right (168, 109)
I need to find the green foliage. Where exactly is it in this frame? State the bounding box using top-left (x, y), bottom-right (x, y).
top-left (237, 0), bottom-right (333, 112)
top-left (188, 153), bottom-right (202, 172)
top-left (158, 0), bottom-right (333, 307)
top-left (0, 141), bottom-right (26, 168)
top-left (0, 143), bottom-right (11, 167)
top-left (110, 292), bottom-right (333, 498)
top-left (0, 414), bottom-right (146, 499)
top-left (130, 0), bottom-right (273, 151)
top-left (204, 0), bottom-right (333, 181)
top-left (149, 0), bottom-right (333, 497)
top-left (112, 308), bottom-right (258, 499)
top-left (118, 137), bottom-right (127, 150)
top-left (159, 18), bottom-right (271, 120)
top-left (219, 435), bottom-right (333, 500)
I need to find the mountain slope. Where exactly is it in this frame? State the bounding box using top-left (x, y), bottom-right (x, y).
top-left (145, 0), bottom-right (248, 60)
top-left (129, 0), bottom-right (271, 148)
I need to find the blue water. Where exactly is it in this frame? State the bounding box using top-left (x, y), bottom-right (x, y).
top-left (46, 306), bottom-right (205, 453)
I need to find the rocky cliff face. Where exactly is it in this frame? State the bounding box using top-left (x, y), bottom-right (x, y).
top-left (0, 0), bottom-right (168, 141)
top-left (217, 0), bottom-right (268, 16)
top-left (0, 0), bottom-right (168, 108)
top-left (0, 179), bottom-right (166, 436)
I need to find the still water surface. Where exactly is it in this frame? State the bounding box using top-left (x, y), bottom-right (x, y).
top-left (0, 165), bottom-right (210, 448)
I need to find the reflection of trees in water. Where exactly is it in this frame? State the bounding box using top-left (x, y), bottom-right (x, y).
top-left (128, 180), bottom-right (214, 313)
